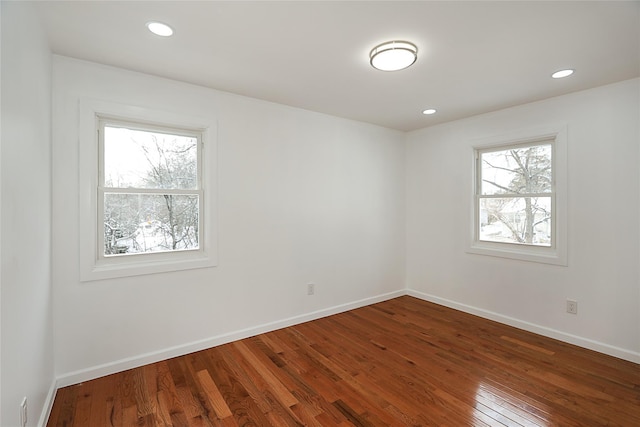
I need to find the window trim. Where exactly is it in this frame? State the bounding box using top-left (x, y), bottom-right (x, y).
top-left (79, 98), bottom-right (218, 281)
top-left (97, 117), bottom-right (204, 260)
top-left (467, 125), bottom-right (567, 266)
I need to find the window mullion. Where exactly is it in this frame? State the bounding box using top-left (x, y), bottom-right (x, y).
top-left (479, 192), bottom-right (554, 199)
top-left (101, 187), bottom-right (200, 195)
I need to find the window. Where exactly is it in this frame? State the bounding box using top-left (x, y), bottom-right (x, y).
top-left (477, 141), bottom-right (553, 246)
top-left (468, 126), bottom-right (567, 265)
top-left (99, 119), bottom-right (202, 258)
top-left (80, 99), bottom-right (217, 281)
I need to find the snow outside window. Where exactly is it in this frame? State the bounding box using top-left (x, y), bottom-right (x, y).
top-left (99, 120), bottom-right (202, 258)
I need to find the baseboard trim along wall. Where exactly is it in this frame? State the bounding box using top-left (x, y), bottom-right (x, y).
top-left (37, 380), bottom-right (58, 427)
top-left (54, 289), bottom-right (406, 389)
top-left (54, 288), bottom-right (639, 391)
top-left (407, 289), bottom-right (640, 364)
top-left (44, 288), bottom-right (638, 425)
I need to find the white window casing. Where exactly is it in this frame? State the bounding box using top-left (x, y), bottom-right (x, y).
top-left (79, 98), bottom-right (218, 281)
top-left (467, 125), bottom-right (568, 266)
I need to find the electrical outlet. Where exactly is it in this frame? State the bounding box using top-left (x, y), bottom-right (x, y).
top-left (19, 397), bottom-right (27, 427)
top-left (307, 283), bottom-right (315, 295)
top-left (566, 299), bottom-right (578, 315)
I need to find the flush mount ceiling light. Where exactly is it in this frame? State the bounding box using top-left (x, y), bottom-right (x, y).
top-left (552, 69), bottom-right (574, 79)
top-left (370, 41), bottom-right (418, 71)
top-left (422, 108), bottom-right (437, 115)
top-left (146, 21), bottom-right (174, 37)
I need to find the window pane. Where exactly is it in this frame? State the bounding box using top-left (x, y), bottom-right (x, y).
top-left (104, 193), bottom-right (199, 256)
top-left (104, 125), bottom-right (197, 189)
top-left (481, 144), bottom-right (552, 195)
top-left (479, 197), bottom-right (551, 246)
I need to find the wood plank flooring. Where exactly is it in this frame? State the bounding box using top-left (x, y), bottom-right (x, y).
top-left (47, 296), bottom-right (640, 426)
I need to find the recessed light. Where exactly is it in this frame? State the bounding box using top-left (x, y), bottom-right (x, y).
top-left (422, 108), bottom-right (437, 115)
top-left (370, 41), bottom-right (418, 72)
top-left (552, 69), bottom-right (574, 79)
top-left (146, 21), bottom-right (174, 37)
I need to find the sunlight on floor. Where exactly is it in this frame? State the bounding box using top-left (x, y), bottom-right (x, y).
top-left (474, 381), bottom-right (549, 427)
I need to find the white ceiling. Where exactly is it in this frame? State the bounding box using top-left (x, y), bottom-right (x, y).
top-left (34, 1), bottom-right (640, 131)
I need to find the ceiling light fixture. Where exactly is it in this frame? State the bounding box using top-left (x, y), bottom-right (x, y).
top-left (551, 69), bottom-right (574, 79)
top-left (422, 108), bottom-right (437, 115)
top-left (370, 41), bottom-right (418, 71)
top-left (146, 21), bottom-right (174, 37)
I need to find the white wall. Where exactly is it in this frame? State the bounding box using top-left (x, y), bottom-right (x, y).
top-left (52, 56), bottom-right (406, 383)
top-left (1, 2), bottom-right (55, 426)
top-left (406, 78), bottom-right (640, 362)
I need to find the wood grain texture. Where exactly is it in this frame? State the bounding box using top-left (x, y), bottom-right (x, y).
top-left (46, 296), bottom-right (640, 426)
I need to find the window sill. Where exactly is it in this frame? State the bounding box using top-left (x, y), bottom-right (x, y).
top-left (81, 250), bottom-right (217, 282)
top-left (467, 241), bottom-right (567, 266)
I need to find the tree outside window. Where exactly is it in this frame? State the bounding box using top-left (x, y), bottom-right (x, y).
top-left (100, 121), bottom-right (201, 257)
top-left (477, 142), bottom-right (553, 247)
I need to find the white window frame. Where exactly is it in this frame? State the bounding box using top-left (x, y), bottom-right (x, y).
top-left (467, 125), bottom-right (567, 266)
top-left (79, 99), bottom-right (217, 281)
top-left (98, 118), bottom-right (204, 260)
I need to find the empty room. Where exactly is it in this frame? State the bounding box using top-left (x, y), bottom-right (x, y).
top-left (1, 1), bottom-right (639, 426)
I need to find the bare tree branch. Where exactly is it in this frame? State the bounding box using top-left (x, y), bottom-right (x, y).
top-left (482, 179), bottom-right (513, 193)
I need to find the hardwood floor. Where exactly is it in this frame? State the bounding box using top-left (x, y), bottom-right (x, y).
top-left (47, 296), bottom-right (640, 426)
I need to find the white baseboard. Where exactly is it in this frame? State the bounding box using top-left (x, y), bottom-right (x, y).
top-left (45, 288), bottom-right (638, 425)
top-left (407, 289), bottom-right (640, 364)
top-left (55, 289), bottom-right (405, 388)
top-left (37, 379), bottom-right (58, 427)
